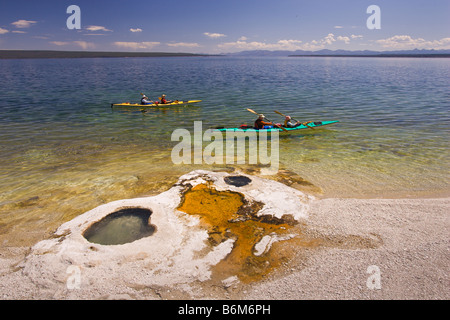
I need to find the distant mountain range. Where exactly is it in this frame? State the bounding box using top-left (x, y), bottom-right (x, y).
top-left (228, 48), bottom-right (450, 57)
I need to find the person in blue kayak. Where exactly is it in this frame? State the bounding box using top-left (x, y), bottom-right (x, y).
top-left (284, 116), bottom-right (301, 128)
top-left (140, 95), bottom-right (154, 105)
top-left (254, 114), bottom-right (273, 129)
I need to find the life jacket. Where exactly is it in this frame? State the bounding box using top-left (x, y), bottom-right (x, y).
top-left (254, 119), bottom-right (263, 129)
top-left (255, 119), bottom-right (275, 129)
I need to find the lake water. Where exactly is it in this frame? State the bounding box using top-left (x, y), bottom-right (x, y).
top-left (0, 56), bottom-right (449, 247)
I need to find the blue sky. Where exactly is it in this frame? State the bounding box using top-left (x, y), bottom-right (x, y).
top-left (0, 0), bottom-right (449, 53)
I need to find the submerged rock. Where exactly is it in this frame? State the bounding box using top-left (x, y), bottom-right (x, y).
top-left (19, 170), bottom-right (314, 295)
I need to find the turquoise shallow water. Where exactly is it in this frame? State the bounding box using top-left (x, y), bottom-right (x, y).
top-left (0, 56), bottom-right (449, 246)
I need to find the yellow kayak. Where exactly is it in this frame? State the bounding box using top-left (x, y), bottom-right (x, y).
top-left (111, 100), bottom-right (202, 108)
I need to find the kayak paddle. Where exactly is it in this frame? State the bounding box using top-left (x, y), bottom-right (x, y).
top-left (273, 110), bottom-right (314, 130)
top-left (247, 108), bottom-right (288, 132)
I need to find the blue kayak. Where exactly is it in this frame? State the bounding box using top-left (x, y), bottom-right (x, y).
top-left (216, 120), bottom-right (339, 134)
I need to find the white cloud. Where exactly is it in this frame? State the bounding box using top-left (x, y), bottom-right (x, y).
top-left (85, 25), bottom-right (112, 32)
top-left (12, 30), bottom-right (27, 34)
top-left (50, 41), bottom-right (95, 50)
top-left (50, 41), bottom-right (69, 46)
top-left (428, 37), bottom-right (450, 49)
top-left (113, 41), bottom-right (160, 49)
top-left (334, 26), bottom-right (344, 29)
top-left (73, 41), bottom-right (95, 50)
top-left (219, 39), bottom-right (303, 51)
top-left (0, 27), bottom-right (9, 34)
top-left (300, 41), bottom-right (326, 51)
top-left (277, 39), bottom-right (303, 49)
top-left (377, 35), bottom-right (424, 48)
top-left (218, 32), bottom-right (450, 53)
top-left (300, 33), bottom-right (360, 49)
top-left (130, 28), bottom-right (142, 33)
top-left (376, 35), bottom-right (450, 49)
top-left (238, 36), bottom-right (248, 41)
top-left (204, 32), bottom-right (226, 39)
top-left (337, 36), bottom-right (350, 44)
top-left (303, 33), bottom-right (354, 50)
top-left (218, 41), bottom-right (256, 50)
top-left (167, 42), bottom-right (200, 48)
top-left (11, 20), bottom-right (37, 28)
top-left (323, 33), bottom-right (336, 45)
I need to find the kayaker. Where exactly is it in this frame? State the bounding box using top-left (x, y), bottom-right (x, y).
top-left (284, 116), bottom-right (301, 128)
top-left (254, 114), bottom-right (273, 129)
top-left (140, 95), bottom-right (154, 105)
top-left (160, 94), bottom-right (172, 104)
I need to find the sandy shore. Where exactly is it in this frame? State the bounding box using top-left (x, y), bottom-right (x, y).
top-left (244, 197), bottom-right (449, 300)
top-left (0, 193), bottom-right (448, 300)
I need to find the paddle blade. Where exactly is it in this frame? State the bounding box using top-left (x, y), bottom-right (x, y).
top-left (273, 110), bottom-right (286, 117)
top-left (247, 108), bottom-right (258, 115)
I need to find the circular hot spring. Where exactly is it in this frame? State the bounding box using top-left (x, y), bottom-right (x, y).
top-left (83, 207), bottom-right (156, 245)
top-left (224, 175), bottom-right (252, 187)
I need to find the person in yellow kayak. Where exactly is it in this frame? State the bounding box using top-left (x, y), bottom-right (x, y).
top-left (160, 94), bottom-right (173, 104)
top-left (284, 116), bottom-right (301, 128)
top-left (140, 95), bottom-right (155, 105)
top-left (254, 114), bottom-right (274, 129)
